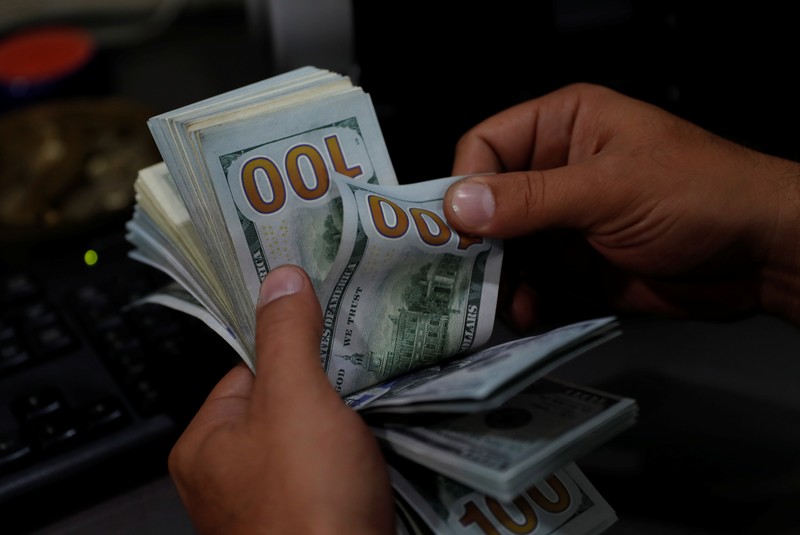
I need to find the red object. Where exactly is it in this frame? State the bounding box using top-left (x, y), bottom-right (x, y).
top-left (0, 26), bottom-right (95, 86)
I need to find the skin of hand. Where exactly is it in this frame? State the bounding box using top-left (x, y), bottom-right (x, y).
top-left (443, 83), bottom-right (800, 330)
top-left (168, 265), bottom-right (395, 535)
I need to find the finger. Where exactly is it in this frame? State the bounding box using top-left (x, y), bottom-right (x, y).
top-left (206, 361), bottom-right (254, 400)
top-left (444, 162), bottom-right (629, 238)
top-left (250, 265), bottom-right (335, 409)
top-left (451, 83), bottom-right (614, 176)
top-left (189, 363), bottom-right (254, 426)
top-left (502, 282), bottom-right (538, 333)
top-left (175, 363), bottom-right (253, 447)
top-left (451, 97), bottom-right (571, 175)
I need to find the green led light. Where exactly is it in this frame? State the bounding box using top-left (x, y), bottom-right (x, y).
top-left (84, 249), bottom-right (99, 266)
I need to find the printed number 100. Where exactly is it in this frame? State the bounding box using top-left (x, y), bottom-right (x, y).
top-left (367, 194), bottom-right (483, 250)
top-left (241, 135), bottom-right (362, 214)
top-left (459, 475), bottom-right (571, 534)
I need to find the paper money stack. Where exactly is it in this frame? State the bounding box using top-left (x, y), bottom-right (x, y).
top-left (126, 66), bottom-right (637, 534)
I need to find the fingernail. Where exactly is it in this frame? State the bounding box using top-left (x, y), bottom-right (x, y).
top-left (450, 181), bottom-right (495, 229)
top-left (258, 265), bottom-right (306, 308)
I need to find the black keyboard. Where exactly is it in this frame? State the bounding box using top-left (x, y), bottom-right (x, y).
top-left (0, 228), bottom-right (238, 533)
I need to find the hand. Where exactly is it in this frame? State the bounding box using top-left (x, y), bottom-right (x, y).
top-left (444, 83), bottom-right (800, 330)
top-left (168, 265), bottom-right (394, 535)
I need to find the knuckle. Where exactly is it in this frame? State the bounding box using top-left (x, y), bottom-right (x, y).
top-left (455, 119), bottom-right (485, 147)
top-left (455, 129), bottom-right (474, 151)
top-left (489, 170), bottom-right (547, 236)
top-left (256, 298), bottom-right (322, 348)
top-left (519, 170), bottom-right (545, 218)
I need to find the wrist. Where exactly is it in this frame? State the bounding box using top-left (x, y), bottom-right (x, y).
top-left (757, 156), bottom-right (800, 325)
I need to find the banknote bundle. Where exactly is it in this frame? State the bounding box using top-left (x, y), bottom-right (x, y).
top-left (389, 455), bottom-right (618, 535)
top-left (126, 66), bottom-right (637, 534)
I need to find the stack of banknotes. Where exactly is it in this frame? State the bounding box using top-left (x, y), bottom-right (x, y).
top-left (125, 66), bottom-right (638, 534)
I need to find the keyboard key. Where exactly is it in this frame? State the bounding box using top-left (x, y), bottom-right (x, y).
top-left (125, 305), bottom-right (181, 341)
top-left (96, 324), bottom-right (141, 355)
top-left (80, 398), bottom-right (128, 434)
top-left (24, 322), bottom-right (75, 357)
top-left (11, 387), bottom-right (66, 422)
top-left (107, 349), bottom-right (149, 379)
top-left (112, 270), bottom-right (155, 304)
top-left (0, 319), bottom-right (15, 343)
top-left (0, 341), bottom-right (31, 374)
top-left (0, 430), bottom-right (32, 470)
top-left (27, 413), bottom-right (80, 451)
top-left (20, 302), bottom-right (58, 327)
top-left (71, 284), bottom-right (125, 333)
top-left (72, 283), bottom-right (110, 305)
top-left (0, 273), bottom-right (39, 305)
top-left (126, 378), bottom-right (162, 417)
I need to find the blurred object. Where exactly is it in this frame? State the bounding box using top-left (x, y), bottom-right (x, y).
top-left (0, 25), bottom-right (97, 107)
top-left (0, 0), bottom-right (241, 46)
top-left (76, 0), bottom-right (189, 48)
top-left (245, 0), bottom-right (356, 78)
top-left (0, 97), bottom-right (161, 246)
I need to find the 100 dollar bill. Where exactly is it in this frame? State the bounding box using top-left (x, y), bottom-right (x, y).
top-left (318, 175), bottom-right (503, 396)
top-left (133, 171), bottom-right (504, 390)
top-left (390, 456), bottom-right (617, 535)
top-left (200, 90), bottom-right (398, 297)
top-left (373, 377), bottom-right (637, 501)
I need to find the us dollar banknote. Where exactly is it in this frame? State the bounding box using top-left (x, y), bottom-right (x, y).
top-left (316, 175), bottom-right (503, 396)
top-left (389, 456), bottom-right (617, 535)
top-left (130, 171), bottom-right (504, 391)
top-left (137, 67), bottom-right (399, 366)
top-left (372, 377), bottom-right (637, 501)
top-left (198, 88), bottom-right (398, 296)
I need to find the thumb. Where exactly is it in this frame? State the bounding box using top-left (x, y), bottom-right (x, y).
top-left (444, 164), bottom-right (622, 238)
top-left (251, 265), bottom-right (336, 408)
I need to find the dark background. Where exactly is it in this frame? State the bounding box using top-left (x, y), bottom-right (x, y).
top-left (354, 1), bottom-right (800, 180)
top-left (1, 1), bottom-right (799, 534)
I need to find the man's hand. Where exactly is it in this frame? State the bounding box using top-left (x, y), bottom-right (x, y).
top-left (444, 83), bottom-right (800, 328)
top-left (168, 265), bottom-right (394, 535)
